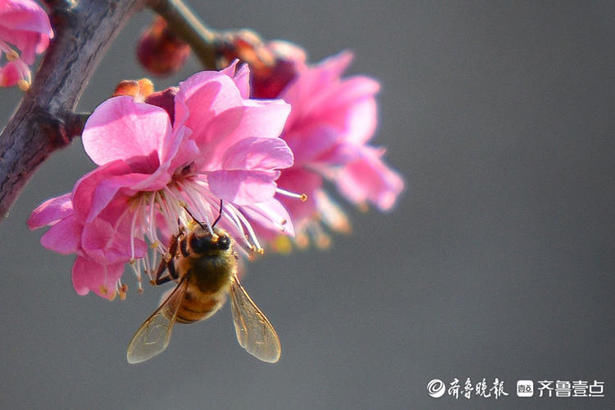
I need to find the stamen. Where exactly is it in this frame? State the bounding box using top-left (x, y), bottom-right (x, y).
top-left (118, 282), bottom-right (127, 300)
top-left (213, 198), bottom-right (250, 249)
top-left (129, 205), bottom-right (139, 260)
top-left (130, 258), bottom-right (143, 293)
top-left (179, 181), bottom-right (214, 232)
top-left (231, 204), bottom-right (263, 253)
top-left (147, 193), bottom-right (157, 243)
top-left (276, 187), bottom-right (308, 202)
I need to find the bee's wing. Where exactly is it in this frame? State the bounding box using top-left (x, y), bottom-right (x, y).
top-left (230, 276), bottom-right (281, 363)
top-left (126, 276), bottom-right (189, 364)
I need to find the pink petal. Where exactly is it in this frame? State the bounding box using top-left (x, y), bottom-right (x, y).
top-left (283, 125), bottom-right (342, 165)
top-left (220, 59), bottom-right (251, 99)
top-left (281, 51), bottom-right (354, 130)
top-left (276, 168), bottom-right (323, 225)
top-left (222, 137), bottom-right (293, 171)
top-left (0, 0), bottom-right (53, 64)
top-left (336, 147), bottom-right (404, 211)
top-left (72, 257), bottom-right (125, 300)
top-left (40, 214), bottom-right (81, 254)
top-left (158, 124), bottom-right (190, 169)
top-left (174, 70), bottom-right (243, 134)
top-left (341, 96), bottom-right (378, 144)
top-left (167, 132), bottom-right (200, 173)
top-left (81, 217), bottom-right (136, 264)
top-left (242, 198), bottom-right (295, 236)
top-left (72, 160), bottom-right (131, 219)
top-left (28, 193), bottom-right (72, 229)
top-left (207, 170), bottom-right (279, 205)
top-left (196, 101), bottom-right (290, 170)
top-left (86, 173), bottom-right (153, 222)
top-left (312, 76), bottom-right (379, 144)
top-left (82, 96), bottom-right (173, 166)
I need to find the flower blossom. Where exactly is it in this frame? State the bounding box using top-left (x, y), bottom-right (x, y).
top-left (29, 63), bottom-right (295, 299)
top-left (0, 0), bottom-right (53, 89)
top-left (251, 48), bottom-right (404, 248)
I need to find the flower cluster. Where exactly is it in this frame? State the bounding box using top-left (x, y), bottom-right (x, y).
top-left (222, 40), bottom-right (404, 249)
top-left (0, 0), bottom-right (53, 89)
top-left (29, 34), bottom-right (403, 299)
top-left (29, 63), bottom-right (295, 299)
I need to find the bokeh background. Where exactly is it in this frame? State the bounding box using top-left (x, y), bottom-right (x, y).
top-left (1, 1), bottom-right (614, 409)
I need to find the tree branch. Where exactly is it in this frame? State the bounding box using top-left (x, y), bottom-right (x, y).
top-left (0, 0), bottom-right (147, 222)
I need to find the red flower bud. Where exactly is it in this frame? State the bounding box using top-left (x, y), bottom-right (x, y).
top-left (137, 17), bottom-right (190, 76)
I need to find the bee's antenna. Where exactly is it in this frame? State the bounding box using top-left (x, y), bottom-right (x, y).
top-left (182, 206), bottom-right (208, 231)
top-left (212, 199), bottom-right (224, 228)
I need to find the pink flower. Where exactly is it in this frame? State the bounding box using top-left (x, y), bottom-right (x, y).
top-left (0, 0), bottom-right (53, 89)
top-left (255, 50), bottom-right (404, 247)
top-left (29, 63), bottom-right (295, 299)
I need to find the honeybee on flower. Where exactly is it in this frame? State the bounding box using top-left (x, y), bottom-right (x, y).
top-left (28, 62), bottom-right (299, 300)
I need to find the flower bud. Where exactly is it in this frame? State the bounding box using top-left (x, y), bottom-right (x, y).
top-left (113, 78), bottom-right (154, 101)
top-left (137, 16), bottom-right (190, 76)
top-left (216, 30), bottom-right (305, 98)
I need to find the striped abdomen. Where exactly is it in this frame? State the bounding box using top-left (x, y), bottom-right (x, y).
top-left (175, 285), bottom-right (228, 324)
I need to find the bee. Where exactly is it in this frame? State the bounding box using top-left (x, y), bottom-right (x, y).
top-left (126, 205), bottom-right (281, 364)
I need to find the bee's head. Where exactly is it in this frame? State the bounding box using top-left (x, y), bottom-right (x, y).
top-left (189, 228), bottom-right (231, 254)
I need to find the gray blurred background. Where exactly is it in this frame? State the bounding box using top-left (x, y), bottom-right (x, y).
top-left (1, 1), bottom-right (614, 409)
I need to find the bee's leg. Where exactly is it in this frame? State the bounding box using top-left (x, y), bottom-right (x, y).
top-left (179, 235), bottom-right (189, 257)
top-left (150, 231), bottom-right (182, 286)
top-left (167, 259), bottom-right (179, 279)
top-left (151, 259), bottom-right (172, 285)
top-left (168, 232), bottom-right (180, 259)
top-left (151, 258), bottom-right (180, 285)
top-left (152, 276), bottom-right (173, 285)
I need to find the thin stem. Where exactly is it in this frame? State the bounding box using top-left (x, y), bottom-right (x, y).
top-left (148, 0), bottom-right (218, 69)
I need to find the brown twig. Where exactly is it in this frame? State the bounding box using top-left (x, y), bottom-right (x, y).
top-left (0, 0), bottom-right (147, 222)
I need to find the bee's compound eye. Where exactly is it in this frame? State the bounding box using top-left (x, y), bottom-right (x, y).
top-left (217, 235), bottom-right (231, 250)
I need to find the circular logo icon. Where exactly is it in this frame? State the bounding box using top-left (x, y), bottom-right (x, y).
top-left (427, 379), bottom-right (446, 398)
